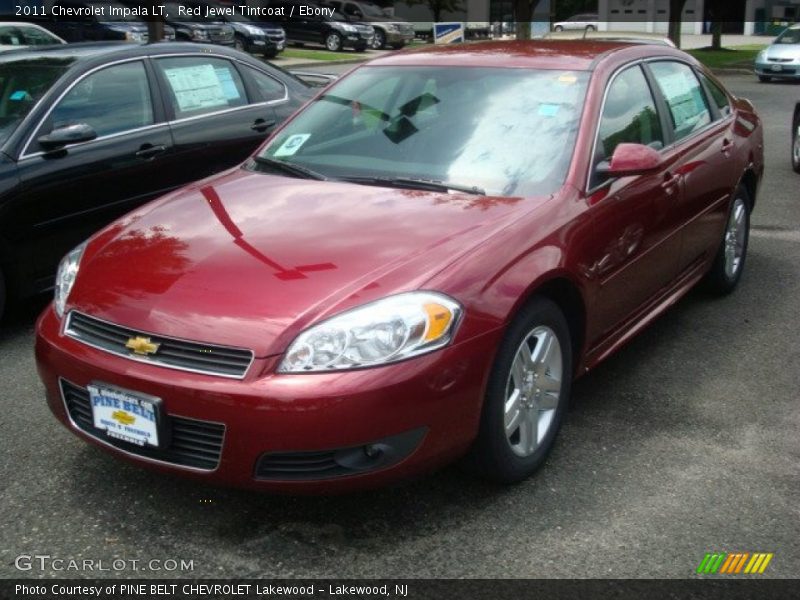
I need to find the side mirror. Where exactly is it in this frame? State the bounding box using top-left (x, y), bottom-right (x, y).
top-left (595, 143), bottom-right (662, 177)
top-left (38, 123), bottom-right (97, 150)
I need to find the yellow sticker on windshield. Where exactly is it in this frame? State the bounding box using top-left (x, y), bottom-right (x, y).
top-left (558, 75), bottom-right (578, 84)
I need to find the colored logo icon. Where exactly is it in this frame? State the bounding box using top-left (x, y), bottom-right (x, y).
top-left (697, 552), bottom-right (774, 574)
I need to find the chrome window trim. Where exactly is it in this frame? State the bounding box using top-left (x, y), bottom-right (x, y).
top-left (65, 310), bottom-right (256, 380)
top-left (58, 376), bottom-right (225, 473)
top-left (19, 52), bottom-right (288, 160)
top-left (19, 56), bottom-right (155, 160)
top-left (585, 56), bottom-right (731, 195)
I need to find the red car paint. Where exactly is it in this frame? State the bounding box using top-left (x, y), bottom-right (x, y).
top-left (35, 41), bottom-right (764, 492)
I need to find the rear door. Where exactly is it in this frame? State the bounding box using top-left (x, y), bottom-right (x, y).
top-left (645, 61), bottom-right (738, 273)
top-left (153, 54), bottom-right (279, 181)
top-left (11, 59), bottom-right (175, 290)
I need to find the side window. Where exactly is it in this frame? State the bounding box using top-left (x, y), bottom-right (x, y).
top-left (649, 61), bottom-right (712, 141)
top-left (345, 3), bottom-right (360, 16)
top-left (155, 57), bottom-right (247, 120)
top-left (48, 61), bottom-right (153, 139)
top-left (592, 65), bottom-right (663, 186)
top-left (243, 66), bottom-right (286, 103)
top-left (698, 72), bottom-right (731, 118)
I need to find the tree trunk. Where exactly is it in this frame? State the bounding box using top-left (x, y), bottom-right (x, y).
top-left (711, 21), bottom-right (722, 50)
top-left (514, 0), bottom-right (541, 40)
top-left (146, 19), bottom-right (164, 43)
top-left (668, 0), bottom-right (688, 48)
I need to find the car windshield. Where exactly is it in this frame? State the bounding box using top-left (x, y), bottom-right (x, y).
top-left (775, 28), bottom-right (800, 44)
top-left (254, 66), bottom-right (589, 197)
top-left (0, 58), bottom-right (71, 146)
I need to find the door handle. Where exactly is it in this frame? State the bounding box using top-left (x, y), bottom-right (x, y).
top-left (135, 144), bottom-right (167, 159)
top-left (251, 118), bottom-right (277, 133)
top-left (661, 172), bottom-right (678, 196)
top-left (721, 138), bottom-right (733, 156)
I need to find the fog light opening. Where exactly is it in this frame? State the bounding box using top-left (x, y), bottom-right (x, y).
top-left (363, 444), bottom-right (383, 459)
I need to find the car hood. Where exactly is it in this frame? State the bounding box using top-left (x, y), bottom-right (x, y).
top-left (765, 44), bottom-right (800, 59)
top-left (70, 169), bottom-right (544, 357)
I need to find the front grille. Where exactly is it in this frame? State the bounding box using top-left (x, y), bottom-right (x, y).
top-left (65, 311), bottom-right (254, 379)
top-left (767, 58), bottom-right (793, 63)
top-left (256, 450), bottom-right (353, 479)
top-left (61, 380), bottom-right (225, 470)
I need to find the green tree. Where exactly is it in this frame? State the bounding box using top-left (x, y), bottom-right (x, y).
top-left (406, 0), bottom-right (465, 23)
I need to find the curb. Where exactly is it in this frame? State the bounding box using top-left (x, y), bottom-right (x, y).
top-left (708, 67), bottom-right (754, 75)
top-left (282, 57), bottom-right (372, 69)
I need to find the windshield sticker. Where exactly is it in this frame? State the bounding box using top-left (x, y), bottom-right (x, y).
top-left (10, 90), bottom-right (31, 101)
top-left (274, 134), bottom-right (311, 157)
top-left (538, 104), bottom-right (560, 117)
top-left (214, 67), bottom-right (241, 101)
top-left (558, 74), bottom-right (578, 84)
top-left (164, 64), bottom-right (229, 112)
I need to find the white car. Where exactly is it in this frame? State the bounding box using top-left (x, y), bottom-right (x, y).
top-left (553, 13), bottom-right (598, 32)
top-left (0, 22), bottom-right (66, 51)
top-left (754, 24), bottom-right (800, 83)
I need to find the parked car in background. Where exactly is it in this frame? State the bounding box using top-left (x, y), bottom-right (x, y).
top-left (553, 14), bottom-right (598, 32)
top-left (41, 1), bottom-right (176, 43)
top-left (161, 2), bottom-right (235, 46)
top-left (269, 0), bottom-right (373, 52)
top-left (793, 101), bottom-right (800, 173)
top-left (0, 22), bottom-right (65, 49)
top-left (175, 1), bottom-right (286, 57)
top-left (35, 41), bottom-right (763, 493)
top-left (0, 42), bottom-right (313, 320)
top-left (754, 24), bottom-right (800, 82)
top-left (321, 0), bottom-right (413, 49)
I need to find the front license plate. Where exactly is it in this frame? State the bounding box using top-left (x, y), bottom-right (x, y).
top-left (89, 384), bottom-right (161, 447)
top-left (771, 64), bottom-right (783, 72)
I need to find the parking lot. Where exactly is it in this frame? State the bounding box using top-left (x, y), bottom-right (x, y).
top-left (0, 72), bottom-right (798, 579)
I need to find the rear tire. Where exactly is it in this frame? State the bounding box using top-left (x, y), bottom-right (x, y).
top-left (792, 112), bottom-right (800, 174)
top-left (554, 25), bottom-right (563, 32)
top-left (704, 185), bottom-right (751, 295)
top-left (0, 266), bottom-right (5, 323)
top-left (585, 25), bottom-right (596, 32)
top-left (468, 297), bottom-right (573, 484)
top-left (371, 29), bottom-right (386, 49)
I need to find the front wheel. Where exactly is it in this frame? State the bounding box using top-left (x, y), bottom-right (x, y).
top-left (585, 25), bottom-right (596, 32)
top-left (371, 29), bottom-right (386, 49)
top-left (325, 32), bottom-right (343, 52)
top-left (468, 297), bottom-right (572, 484)
top-left (554, 25), bottom-right (563, 32)
top-left (792, 114), bottom-right (800, 174)
top-left (704, 185), bottom-right (751, 295)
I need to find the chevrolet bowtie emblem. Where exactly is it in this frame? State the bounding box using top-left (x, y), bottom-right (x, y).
top-left (125, 336), bottom-right (160, 356)
top-left (111, 410), bottom-right (135, 426)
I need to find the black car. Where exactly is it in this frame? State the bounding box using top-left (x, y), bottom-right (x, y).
top-left (41, 1), bottom-right (177, 43)
top-left (268, 0), bottom-right (373, 52)
top-left (0, 42), bottom-right (313, 319)
top-left (161, 2), bottom-right (235, 46)
top-left (181, 1), bottom-right (286, 57)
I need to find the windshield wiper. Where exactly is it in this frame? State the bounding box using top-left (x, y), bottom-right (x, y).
top-left (342, 176), bottom-right (485, 196)
top-left (251, 156), bottom-right (329, 181)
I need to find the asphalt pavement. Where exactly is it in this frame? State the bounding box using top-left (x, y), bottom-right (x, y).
top-left (0, 74), bottom-right (798, 580)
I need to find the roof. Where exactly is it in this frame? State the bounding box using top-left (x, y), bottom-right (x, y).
top-left (368, 39), bottom-right (680, 71)
top-left (0, 41), bottom-right (219, 63)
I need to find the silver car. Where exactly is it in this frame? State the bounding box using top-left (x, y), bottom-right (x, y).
top-left (553, 14), bottom-right (598, 32)
top-left (755, 24), bottom-right (800, 82)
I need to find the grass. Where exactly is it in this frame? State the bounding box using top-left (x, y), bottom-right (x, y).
top-left (279, 47), bottom-right (365, 61)
top-left (686, 44), bottom-right (767, 69)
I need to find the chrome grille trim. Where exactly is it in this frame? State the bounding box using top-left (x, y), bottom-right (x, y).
top-left (65, 311), bottom-right (254, 379)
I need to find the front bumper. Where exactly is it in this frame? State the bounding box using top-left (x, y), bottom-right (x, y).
top-left (36, 306), bottom-right (499, 493)
top-left (754, 61), bottom-right (800, 79)
top-left (245, 37), bottom-right (285, 54)
top-left (384, 30), bottom-right (414, 45)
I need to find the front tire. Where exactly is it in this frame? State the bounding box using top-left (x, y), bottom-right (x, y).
top-left (371, 29), bottom-right (386, 49)
top-left (0, 266), bottom-right (5, 322)
top-left (792, 113), bottom-right (800, 174)
top-left (554, 25), bottom-right (563, 32)
top-left (325, 32), bottom-right (343, 52)
top-left (468, 297), bottom-right (573, 484)
top-left (234, 36), bottom-right (246, 52)
top-left (585, 25), bottom-right (596, 32)
top-left (704, 185), bottom-right (751, 295)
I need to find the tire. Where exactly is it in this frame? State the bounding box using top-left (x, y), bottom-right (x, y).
top-left (792, 112), bottom-right (800, 174)
top-left (554, 25), bottom-right (563, 32)
top-left (758, 75), bottom-right (771, 83)
top-left (585, 25), bottom-right (596, 32)
top-left (325, 32), bottom-right (343, 52)
top-left (0, 266), bottom-right (5, 323)
top-left (704, 185), bottom-right (751, 295)
top-left (468, 297), bottom-right (573, 484)
top-left (371, 29), bottom-right (386, 50)
top-left (234, 36), bottom-right (246, 52)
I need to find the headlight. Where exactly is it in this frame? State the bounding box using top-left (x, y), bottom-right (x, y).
top-left (54, 242), bottom-right (87, 318)
top-left (191, 29), bottom-right (209, 40)
top-left (756, 50), bottom-right (766, 62)
top-left (243, 24), bottom-right (264, 36)
top-left (279, 292), bottom-right (462, 373)
top-left (124, 31), bottom-right (145, 42)
top-left (340, 23), bottom-right (357, 33)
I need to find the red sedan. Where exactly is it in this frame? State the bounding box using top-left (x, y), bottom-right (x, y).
top-left (36, 41), bottom-right (763, 493)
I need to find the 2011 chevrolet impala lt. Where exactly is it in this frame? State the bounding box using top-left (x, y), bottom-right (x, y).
top-left (35, 41), bottom-right (764, 493)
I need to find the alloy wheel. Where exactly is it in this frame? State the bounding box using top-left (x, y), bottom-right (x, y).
top-left (724, 196), bottom-right (747, 280)
top-left (504, 325), bottom-right (563, 457)
top-left (326, 33), bottom-right (342, 51)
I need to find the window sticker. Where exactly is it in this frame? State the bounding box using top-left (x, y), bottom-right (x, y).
top-left (273, 134), bottom-right (311, 157)
top-left (164, 64), bottom-right (229, 112)
top-left (214, 67), bottom-right (241, 101)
